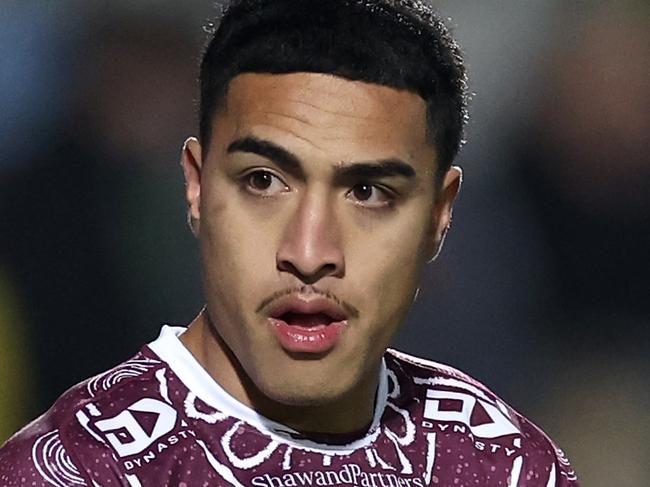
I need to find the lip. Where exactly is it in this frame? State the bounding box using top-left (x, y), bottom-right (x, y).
top-left (267, 295), bottom-right (348, 322)
top-left (266, 295), bottom-right (349, 354)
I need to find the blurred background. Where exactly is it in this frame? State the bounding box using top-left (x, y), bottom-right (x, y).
top-left (0, 1), bottom-right (648, 485)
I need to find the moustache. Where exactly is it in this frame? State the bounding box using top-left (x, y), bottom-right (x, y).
top-left (256, 285), bottom-right (359, 319)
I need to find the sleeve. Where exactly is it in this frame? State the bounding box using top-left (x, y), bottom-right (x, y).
top-left (0, 427), bottom-right (90, 486)
top-left (553, 446), bottom-right (581, 487)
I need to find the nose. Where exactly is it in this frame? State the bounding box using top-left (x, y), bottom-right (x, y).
top-left (276, 191), bottom-right (345, 283)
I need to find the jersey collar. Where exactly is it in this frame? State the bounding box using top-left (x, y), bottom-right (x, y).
top-left (148, 324), bottom-right (389, 453)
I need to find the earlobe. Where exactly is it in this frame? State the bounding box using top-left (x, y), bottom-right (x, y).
top-left (180, 137), bottom-right (203, 236)
top-left (427, 165), bottom-right (462, 262)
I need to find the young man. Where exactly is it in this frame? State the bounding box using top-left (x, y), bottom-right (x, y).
top-left (0, 1), bottom-right (579, 485)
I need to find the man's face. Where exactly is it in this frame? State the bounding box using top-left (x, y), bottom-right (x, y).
top-left (184, 72), bottom-right (459, 413)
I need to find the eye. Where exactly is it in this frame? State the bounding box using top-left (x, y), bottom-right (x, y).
top-left (243, 170), bottom-right (289, 196)
top-left (346, 183), bottom-right (394, 208)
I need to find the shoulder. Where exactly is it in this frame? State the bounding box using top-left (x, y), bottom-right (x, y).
top-left (385, 349), bottom-right (581, 486)
top-left (385, 348), bottom-right (497, 401)
top-left (0, 349), bottom-right (167, 486)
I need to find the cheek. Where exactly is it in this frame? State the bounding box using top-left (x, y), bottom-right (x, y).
top-left (346, 209), bottom-right (430, 322)
top-left (199, 188), bottom-right (276, 304)
top-left (373, 234), bottom-right (424, 299)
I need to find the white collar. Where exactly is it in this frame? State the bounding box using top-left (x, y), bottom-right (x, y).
top-left (148, 325), bottom-right (388, 453)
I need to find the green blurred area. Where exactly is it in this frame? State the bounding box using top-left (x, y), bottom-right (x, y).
top-left (0, 268), bottom-right (33, 444)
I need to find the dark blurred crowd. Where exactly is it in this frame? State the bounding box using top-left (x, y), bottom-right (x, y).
top-left (0, 2), bottom-right (648, 485)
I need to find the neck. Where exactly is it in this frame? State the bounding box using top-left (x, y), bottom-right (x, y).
top-left (180, 309), bottom-right (380, 438)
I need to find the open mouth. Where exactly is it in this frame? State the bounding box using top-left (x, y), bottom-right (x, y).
top-left (277, 312), bottom-right (337, 328)
top-left (266, 295), bottom-right (349, 353)
top-left (268, 295), bottom-right (348, 324)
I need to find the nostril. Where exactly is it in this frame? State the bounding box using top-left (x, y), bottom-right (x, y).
top-left (277, 259), bottom-right (300, 276)
top-left (276, 258), bottom-right (342, 284)
top-left (320, 263), bottom-right (337, 274)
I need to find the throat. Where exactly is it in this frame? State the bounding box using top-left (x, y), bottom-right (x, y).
top-left (284, 422), bottom-right (375, 445)
top-left (182, 309), bottom-right (382, 440)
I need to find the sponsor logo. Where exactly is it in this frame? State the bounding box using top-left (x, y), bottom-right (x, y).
top-left (423, 388), bottom-right (519, 439)
top-left (123, 428), bottom-right (197, 470)
top-left (251, 463), bottom-right (424, 487)
top-left (415, 379), bottom-right (522, 458)
top-left (94, 398), bottom-right (178, 457)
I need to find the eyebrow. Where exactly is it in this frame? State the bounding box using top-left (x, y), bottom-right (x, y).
top-left (335, 159), bottom-right (415, 180)
top-left (227, 136), bottom-right (303, 177)
top-left (226, 136), bottom-right (416, 180)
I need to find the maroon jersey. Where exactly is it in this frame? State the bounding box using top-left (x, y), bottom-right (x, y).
top-left (0, 326), bottom-right (579, 486)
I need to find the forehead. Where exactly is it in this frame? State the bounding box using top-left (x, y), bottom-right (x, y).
top-left (216, 72), bottom-right (435, 167)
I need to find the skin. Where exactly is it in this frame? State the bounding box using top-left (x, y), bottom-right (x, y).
top-left (180, 72), bottom-right (461, 436)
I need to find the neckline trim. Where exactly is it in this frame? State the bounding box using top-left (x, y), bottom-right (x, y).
top-left (147, 325), bottom-right (388, 453)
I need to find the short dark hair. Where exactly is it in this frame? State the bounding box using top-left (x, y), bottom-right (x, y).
top-left (199, 0), bottom-right (468, 176)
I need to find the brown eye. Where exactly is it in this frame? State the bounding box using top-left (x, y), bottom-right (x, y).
top-left (352, 184), bottom-right (373, 201)
top-left (347, 183), bottom-right (394, 208)
top-left (244, 170), bottom-right (288, 195)
top-left (249, 171), bottom-right (274, 190)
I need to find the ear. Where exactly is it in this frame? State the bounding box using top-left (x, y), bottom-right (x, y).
top-left (427, 165), bottom-right (462, 262)
top-left (180, 137), bottom-right (203, 236)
